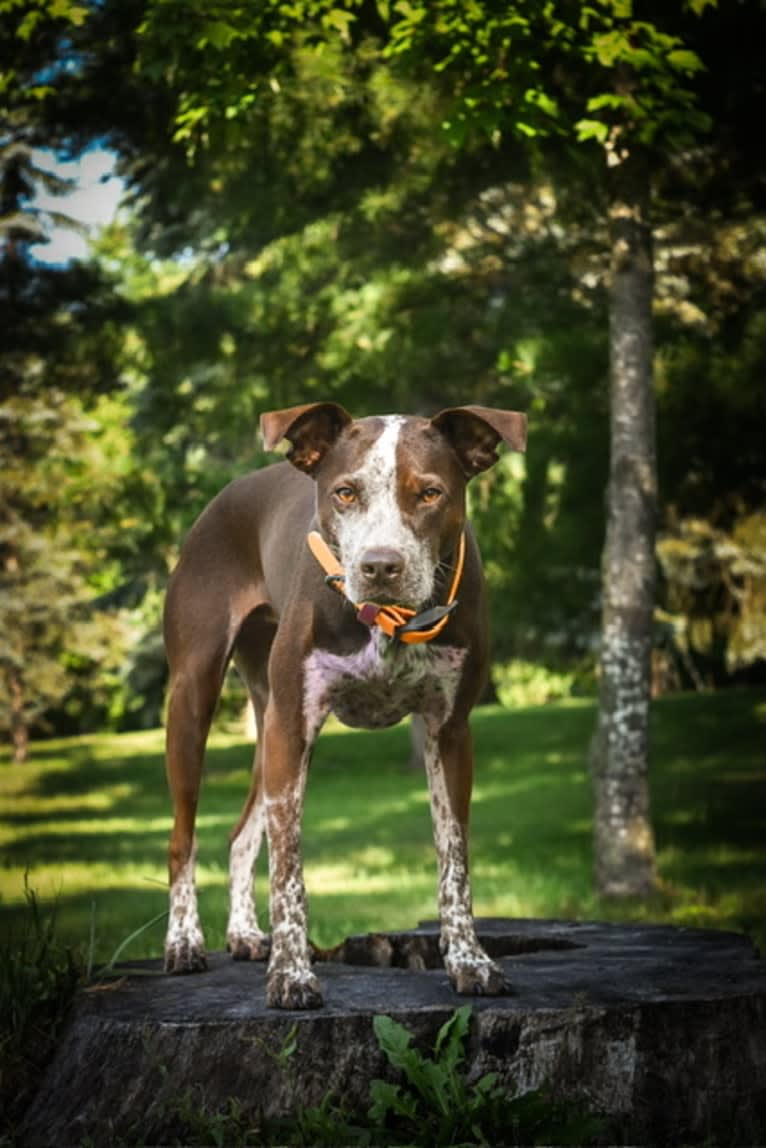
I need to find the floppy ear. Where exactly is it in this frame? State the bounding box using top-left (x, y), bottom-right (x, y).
top-left (260, 402), bottom-right (353, 475)
top-left (431, 405), bottom-right (527, 477)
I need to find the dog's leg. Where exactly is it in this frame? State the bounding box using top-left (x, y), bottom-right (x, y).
top-left (227, 739), bottom-right (269, 960)
top-left (262, 696), bottom-right (324, 1009)
top-left (164, 661), bottom-right (225, 973)
top-left (227, 641), bottom-right (272, 960)
top-left (424, 719), bottom-right (510, 995)
top-left (227, 749), bottom-right (268, 960)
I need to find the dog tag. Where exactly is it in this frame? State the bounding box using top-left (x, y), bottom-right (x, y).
top-left (357, 603), bottom-right (380, 627)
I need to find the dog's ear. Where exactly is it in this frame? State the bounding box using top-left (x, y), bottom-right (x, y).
top-left (431, 405), bottom-right (527, 477)
top-left (260, 402), bottom-right (353, 475)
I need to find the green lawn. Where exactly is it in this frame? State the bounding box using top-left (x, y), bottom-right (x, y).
top-left (1, 688), bottom-right (765, 962)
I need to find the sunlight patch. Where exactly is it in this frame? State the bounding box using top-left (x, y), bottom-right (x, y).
top-left (0, 863), bottom-right (168, 902)
top-left (317, 816), bottom-right (352, 832)
top-left (5, 784), bottom-right (136, 816)
top-left (305, 862), bottom-right (433, 897)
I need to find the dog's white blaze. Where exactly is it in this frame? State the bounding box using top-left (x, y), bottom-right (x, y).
top-left (166, 848), bottom-right (205, 957)
top-left (338, 415), bottom-right (434, 606)
top-left (226, 798), bottom-right (266, 947)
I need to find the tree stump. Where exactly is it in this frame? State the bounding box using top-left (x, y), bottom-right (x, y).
top-left (20, 919), bottom-right (766, 1146)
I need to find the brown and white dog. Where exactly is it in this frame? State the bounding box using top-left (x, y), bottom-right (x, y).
top-left (163, 402), bottom-right (527, 1008)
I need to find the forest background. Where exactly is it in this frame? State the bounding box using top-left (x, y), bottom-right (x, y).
top-left (2, 0), bottom-right (765, 762)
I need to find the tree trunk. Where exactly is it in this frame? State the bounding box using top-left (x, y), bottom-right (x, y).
top-left (9, 667), bottom-right (29, 764)
top-left (590, 144), bottom-right (658, 896)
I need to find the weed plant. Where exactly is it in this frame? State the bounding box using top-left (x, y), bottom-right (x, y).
top-left (159, 1006), bottom-right (603, 1147)
top-left (0, 882), bottom-right (83, 1137)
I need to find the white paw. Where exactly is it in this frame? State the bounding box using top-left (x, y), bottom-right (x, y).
top-left (164, 926), bottom-right (208, 974)
top-left (227, 929), bottom-right (271, 961)
top-left (266, 962), bottom-right (323, 1009)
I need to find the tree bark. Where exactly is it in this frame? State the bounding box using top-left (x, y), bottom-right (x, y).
top-left (590, 143), bottom-right (658, 896)
top-left (9, 668), bottom-right (29, 764)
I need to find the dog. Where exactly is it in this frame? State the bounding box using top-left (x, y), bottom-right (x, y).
top-left (162, 402), bottom-right (527, 1008)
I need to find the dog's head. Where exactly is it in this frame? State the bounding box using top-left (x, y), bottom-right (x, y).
top-left (261, 403), bottom-right (527, 608)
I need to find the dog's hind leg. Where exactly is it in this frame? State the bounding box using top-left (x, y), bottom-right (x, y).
top-left (163, 571), bottom-right (241, 974)
top-left (226, 609), bottom-right (277, 961)
top-left (164, 658), bottom-right (226, 972)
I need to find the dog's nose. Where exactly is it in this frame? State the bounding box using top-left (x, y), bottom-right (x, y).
top-left (360, 548), bottom-right (404, 585)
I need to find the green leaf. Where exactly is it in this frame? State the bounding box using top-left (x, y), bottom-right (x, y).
top-left (16, 10), bottom-right (42, 40)
top-left (369, 1079), bottom-right (418, 1124)
top-left (393, 0), bottom-right (426, 24)
top-left (592, 30), bottom-right (631, 68)
top-left (200, 21), bottom-right (239, 50)
top-left (575, 117), bottom-right (609, 143)
top-left (586, 92), bottom-right (628, 112)
top-left (373, 1013), bottom-right (415, 1068)
top-left (433, 1003), bottom-right (470, 1069)
top-left (579, 6), bottom-right (600, 31)
top-left (50, 0), bottom-right (88, 24)
top-left (474, 1071), bottom-right (501, 1096)
top-left (323, 8), bottom-right (357, 41)
top-left (667, 48), bottom-right (704, 73)
top-left (524, 88), bottom-right (560, 119)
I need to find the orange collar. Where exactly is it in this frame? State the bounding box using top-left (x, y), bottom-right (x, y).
top-left (307, 530), bottom-right (465, 645)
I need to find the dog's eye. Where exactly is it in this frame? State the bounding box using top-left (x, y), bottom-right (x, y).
top-left (334, 486), bottom-right (357, 505)
top-left (419, 487), bottom-right (443, 505)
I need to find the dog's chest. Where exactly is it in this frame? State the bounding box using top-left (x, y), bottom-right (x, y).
top-left (303, 637), bottom-right (466, 733)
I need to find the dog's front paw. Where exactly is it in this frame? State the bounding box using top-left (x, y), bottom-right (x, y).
top-left (267, 964), bottom-right (323, 1010)
top-left (227, 929), bottom-right (271, 962)
top-left (447, 956), bottom-right (512, 996)
top-left (164, 935), bottom-right (208, 974)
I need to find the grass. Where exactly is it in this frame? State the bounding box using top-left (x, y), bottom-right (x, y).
top-left (0, 688), bottom-right (765, 962)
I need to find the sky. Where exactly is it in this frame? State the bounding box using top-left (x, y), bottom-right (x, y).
top-left (30, 147), bottom-right (123, 264)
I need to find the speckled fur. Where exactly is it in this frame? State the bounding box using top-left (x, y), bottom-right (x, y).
top-left (424, 737), bottom-right (507, 994)
top-left (303, 634), bottom-right (466, 732)
top-left (165, 845), bottom-right (207, 972)
top-left (265, 784), bottom-right (322, 1008)
top-left (226, 799), bottom-right (269, 960)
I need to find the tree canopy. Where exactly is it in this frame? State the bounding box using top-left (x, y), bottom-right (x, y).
top-left (2, 0), bottom-right (765, 765)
